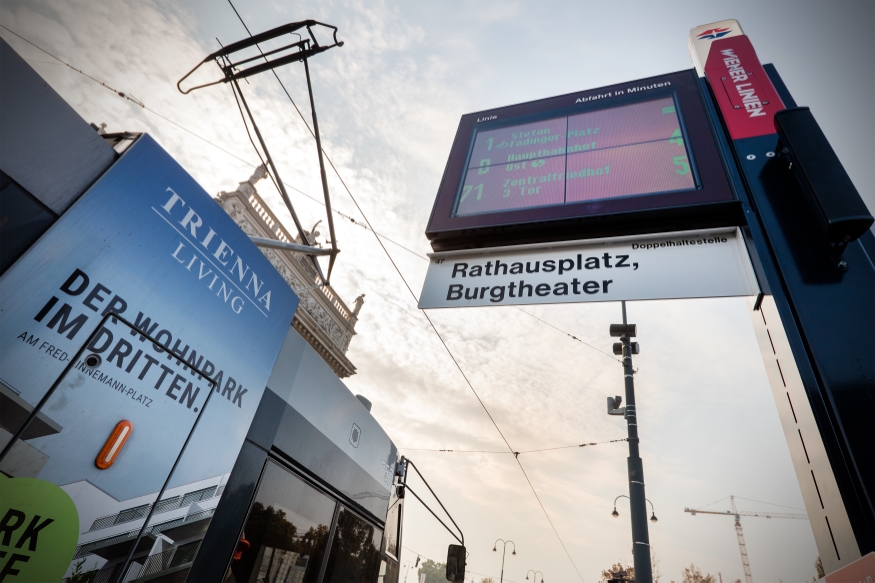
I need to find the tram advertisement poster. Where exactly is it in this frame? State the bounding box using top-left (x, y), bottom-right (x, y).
top-left (0, 135), bottom-right (298, 509)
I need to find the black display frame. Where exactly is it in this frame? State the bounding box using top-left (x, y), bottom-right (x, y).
top-left (425, 69), bottom-right (739, 251)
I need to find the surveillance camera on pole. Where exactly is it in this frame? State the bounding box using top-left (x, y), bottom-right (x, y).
top-left (609, 323), bottom-right (637, 338)
top-left (613, 342), bottom-right (639, 355)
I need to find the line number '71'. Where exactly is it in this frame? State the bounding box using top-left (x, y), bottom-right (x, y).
top-left (460, 184), bottom-right (483, 202)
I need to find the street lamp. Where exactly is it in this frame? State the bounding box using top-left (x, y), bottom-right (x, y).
top-left (403, 556), bottom-right (421, 583)
top-left (493, 539), bottom-right (516, 583)
top-left (612, 494), bottom-right (659, 523)
top-left (526, 569), bottom-right (544, 583)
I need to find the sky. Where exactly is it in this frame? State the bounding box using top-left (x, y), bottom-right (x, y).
top-left (2, 1), bottom-right (872, 581)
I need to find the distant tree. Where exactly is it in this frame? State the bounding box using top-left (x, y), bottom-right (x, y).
top-left (814, 556), bottom-right (825, 580)
top-left (601, 561), bottom-right (634, 581)
top-left (651, 551), bottom-right (662, 583)
top-left (418, 558), bottom-right (447, 583)
top-left (681, 564), bottom-right (716, 583)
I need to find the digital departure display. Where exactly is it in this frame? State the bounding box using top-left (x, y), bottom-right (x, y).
top-left (426, 70), bottom-right (737, 251)
top-left (456, 98), bottom-right (695, 216)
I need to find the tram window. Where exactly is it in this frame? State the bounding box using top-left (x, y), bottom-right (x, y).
top-left (225, 459), bottom-right (336, 583)
top-left (384, 498), bottom-right (401, 560)
top-left (321, 507), bottom-right (383, 582)
top-left (377, 558), bottom-right (399, 583)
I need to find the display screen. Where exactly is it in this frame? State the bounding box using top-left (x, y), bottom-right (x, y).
top-left (426, 70), bottom-right (737, 251)
top-left (455, 97), bottom-right (696, 216)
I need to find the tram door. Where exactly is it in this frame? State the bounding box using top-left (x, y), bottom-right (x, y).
top-left (223, 453), bottom-right (404, 583)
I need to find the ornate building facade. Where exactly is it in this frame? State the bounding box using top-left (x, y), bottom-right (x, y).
top-left (215, 167), bottom-right (362, 378)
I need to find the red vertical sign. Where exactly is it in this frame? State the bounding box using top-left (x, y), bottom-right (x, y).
top-left (704, 35), bottom-right (785, 140)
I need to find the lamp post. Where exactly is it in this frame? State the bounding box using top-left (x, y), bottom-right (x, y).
top-left (526, 569), bottom-right (544, 583)
top-left (492, 539), bottom-right (516, 583)
top-left (403, 556), bottom-right (420, 583)
top-left (612, 494), bottom-right (659, 523)
top-left (606, 301), bottom-right (653, 582)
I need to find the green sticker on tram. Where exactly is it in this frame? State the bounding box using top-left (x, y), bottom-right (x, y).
top-left (0, 474), bottom-right (79, 582)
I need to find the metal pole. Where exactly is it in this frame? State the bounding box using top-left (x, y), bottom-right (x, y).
top-left (230, 78), bottom-right (307, 244)
top-left (248, 235), bottom-right (333, 255)
top-left (302, 52), bottom-right (339, 281)
top-left (229, 77), bottom-right (327, 285)
top-left (494, 539), bottom-right (513, 583)
top-left (621, 300), bottom-right (652, 582)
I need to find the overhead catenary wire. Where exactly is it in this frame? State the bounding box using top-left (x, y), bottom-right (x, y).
top-left (0, 24), bottom-right (422, 261)
top-left (401, 545), bottom-right (519, 583)
top-left (221, 10), bottom-right (582, 581)
top-left (1, 27), bottom-right (600, 579)
top-left (220, 3), bottom-right (618, 372)
top-left (224, 48), bottom-right (287, 215)
top-left (1, 24), bottom-right (623, 368)
top-left (399, 437), bottom-right (628, 455)
top-left (514, 306), bottom-right (622, 363)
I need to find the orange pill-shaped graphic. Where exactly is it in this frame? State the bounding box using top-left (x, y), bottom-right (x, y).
top-left (95, 420), bottom-right (133, 469)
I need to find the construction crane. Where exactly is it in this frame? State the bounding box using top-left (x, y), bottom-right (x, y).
top-left (685, 495), bottom-right (807, 583)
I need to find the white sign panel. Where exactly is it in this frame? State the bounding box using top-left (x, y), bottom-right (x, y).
top-left (418, 228), bottom-right (758, 309)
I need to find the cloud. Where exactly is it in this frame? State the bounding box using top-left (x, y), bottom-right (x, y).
top-left (1, 0), bottom-right (843, 579)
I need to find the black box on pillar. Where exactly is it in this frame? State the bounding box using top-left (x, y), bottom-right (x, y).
top-left (774, 107), bottom-right (874, 268)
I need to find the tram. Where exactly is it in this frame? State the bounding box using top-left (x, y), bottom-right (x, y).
top-left (0, 37), bottom-right (450, 583)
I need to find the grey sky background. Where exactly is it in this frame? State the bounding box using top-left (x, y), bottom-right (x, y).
top-left (1, 1), bottom-right (872, 581)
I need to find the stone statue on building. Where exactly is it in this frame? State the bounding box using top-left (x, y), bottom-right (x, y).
top-left (295, 220), bottom-right (322, 247)
top-left (237, 165), bottom-right (268, 197)
top-left (352, 294), bottom-right (365, 317)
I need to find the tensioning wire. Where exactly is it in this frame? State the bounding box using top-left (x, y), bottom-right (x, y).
top-left (399, 437), bottom-right (628, 456)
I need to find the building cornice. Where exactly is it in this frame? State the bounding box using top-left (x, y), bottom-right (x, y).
top-left (215, 181), bottom-right (359, 377)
